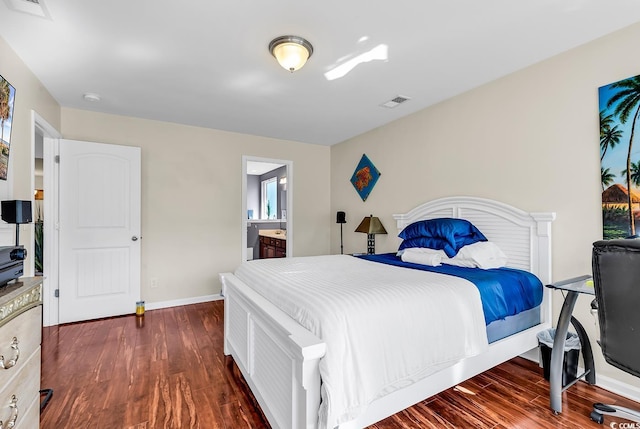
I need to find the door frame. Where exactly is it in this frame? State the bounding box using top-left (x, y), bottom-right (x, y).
top-left (31, 110), bottom-right (61, 327)
top-left (241, 155), bottom-right (293, 262)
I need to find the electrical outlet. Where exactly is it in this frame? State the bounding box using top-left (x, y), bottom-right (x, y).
top-left (150, 278), bottom-right (159, 289)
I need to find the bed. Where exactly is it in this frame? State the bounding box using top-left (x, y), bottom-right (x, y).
top-left (219, 196), bottom-right (556, 429)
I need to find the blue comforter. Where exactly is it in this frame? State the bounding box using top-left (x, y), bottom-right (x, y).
top-left (356, 253), bottom-right (543, 325)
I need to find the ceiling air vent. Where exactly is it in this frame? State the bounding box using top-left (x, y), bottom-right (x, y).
top-left (380, 95), bottom-right (411, 109)
top-left (3, 0), bottom-right (51, 19)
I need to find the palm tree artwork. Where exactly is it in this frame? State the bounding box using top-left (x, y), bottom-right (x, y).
top-left (601, 167), bottom-right (615, 190)
top-left (0, 80), bottom-right (9, 143)
top-left (0, 75), bottom-right (15, 181)
top-left (621, 160), bottom-right (640, 189)
top-left (600, 110), bottom-right (623, 161)
top-left (599, 75), bottom-right (640, 238)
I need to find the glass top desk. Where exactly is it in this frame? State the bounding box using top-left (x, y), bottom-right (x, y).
top-left (546, 274), bottom-right (597, 414)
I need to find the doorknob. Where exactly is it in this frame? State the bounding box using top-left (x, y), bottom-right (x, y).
top-left (132, 236), bottom-right (139, 241)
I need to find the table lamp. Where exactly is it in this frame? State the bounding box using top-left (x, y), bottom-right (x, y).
top-left (1, 200), bottom-right (32, 246)
top-left (355, 214), bottom-right (387, 254)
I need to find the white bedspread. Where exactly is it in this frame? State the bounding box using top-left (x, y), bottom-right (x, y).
top-left (234, 255), bottom-right (489, 429)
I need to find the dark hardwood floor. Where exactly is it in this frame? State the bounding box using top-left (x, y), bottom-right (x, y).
top-left (41, 301), bottom-right (639, 428)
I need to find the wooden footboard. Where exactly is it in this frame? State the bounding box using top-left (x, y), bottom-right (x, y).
top-left (220, 272), bottom-right (326, 429)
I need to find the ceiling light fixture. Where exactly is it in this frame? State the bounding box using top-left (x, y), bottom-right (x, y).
top-left (269, 35), bottom-right (313, 72)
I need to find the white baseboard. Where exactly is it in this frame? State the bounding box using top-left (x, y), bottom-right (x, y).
top-left (145, 294), bottom-right (223, 311)
top-left (594, 373), bottom-right (640, 403)
top-left (520, 348), bottom-right (540, 364)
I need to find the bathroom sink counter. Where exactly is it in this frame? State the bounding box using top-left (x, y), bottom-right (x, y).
top-left (258, 229), bottom-right (287, 240)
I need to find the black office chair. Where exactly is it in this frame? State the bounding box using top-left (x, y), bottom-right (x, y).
top-left (590, 239), bottom-right (640, 424)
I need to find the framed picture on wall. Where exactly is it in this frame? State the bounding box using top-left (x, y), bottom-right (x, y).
top-left (0, 74), bottom-right (16, 181)
top-left (599, 74), bottom-right (640, 239)
top-left (350, 154), bottom-right (381, 201)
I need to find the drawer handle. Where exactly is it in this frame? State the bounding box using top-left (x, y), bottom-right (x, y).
top-left (0, 395), bottom-right (18, 429)
top-left (0, 338), bottom-right (19, 370)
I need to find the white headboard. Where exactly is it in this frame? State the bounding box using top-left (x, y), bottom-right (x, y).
top-left (393, 196), bottom-right (556, 284)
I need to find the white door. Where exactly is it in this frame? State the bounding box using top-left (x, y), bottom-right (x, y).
top-left (58, 139), bottom-right (141, 323)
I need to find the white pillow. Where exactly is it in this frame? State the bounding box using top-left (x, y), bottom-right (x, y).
top-left (441, 254), bottom-right (477, 268)
top-left (399, 247), bottom-right (446, 266)
top-left (443, 241), bottom-right (508, 269)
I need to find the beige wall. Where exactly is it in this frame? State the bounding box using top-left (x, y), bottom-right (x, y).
top-left (0, 37), bottom-right (60, 270)
top-left (0, 39), bottom-right (60, 198)
top-left (61, 108), bottom-right (331, 303)
top-left (331, 22), bottom-right (640, 391)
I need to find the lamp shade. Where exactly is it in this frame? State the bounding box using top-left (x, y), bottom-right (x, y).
top-left (1, 200), bottom-right (32, 247)
top-left (1, 200), bottom-right (32, 224)
top-left (269, 36), bottom-right (313, 72)
top-left (336, 211), bottom-right (346, 224)
top-left (355, 215), bottom-right (387, 235)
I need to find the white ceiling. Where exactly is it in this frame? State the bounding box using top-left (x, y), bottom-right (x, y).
top-left (247, 161), bottom-right (284, 176)
top-left (2, 0), bottom-right (640, 146)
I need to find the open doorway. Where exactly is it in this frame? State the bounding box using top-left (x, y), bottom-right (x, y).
top-left (31, 111), bottom-right (61, 327)
top-left (34, 129), bottom-right (44, 275)
top-left (242, 156), bottom-right (292, 261)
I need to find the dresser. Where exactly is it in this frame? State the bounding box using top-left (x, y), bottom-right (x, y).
top-left (0, 278), bottom-right (43, 429)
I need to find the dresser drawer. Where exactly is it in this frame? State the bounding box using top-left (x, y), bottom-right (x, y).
top-left (0, 306), bottom-right (41, 388)
top-left (0, 348), bottom-right (40, 428)
top-left (16, 394), bottom-right (39, 429)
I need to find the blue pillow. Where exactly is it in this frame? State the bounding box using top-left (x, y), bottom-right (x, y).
top-left (398, 237), bottom-right (454, 255)
top-left (397, 218), bottom-right (487, 257)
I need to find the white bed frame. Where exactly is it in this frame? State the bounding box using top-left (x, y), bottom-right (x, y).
top-left (220, 196), bottom-right (556, 429)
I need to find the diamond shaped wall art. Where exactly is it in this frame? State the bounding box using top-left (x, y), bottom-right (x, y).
top-left (350, 154), bottom-right (381, 202)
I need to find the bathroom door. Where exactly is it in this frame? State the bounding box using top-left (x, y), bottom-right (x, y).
top-left (58, 139), bottom-right (141, 323)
